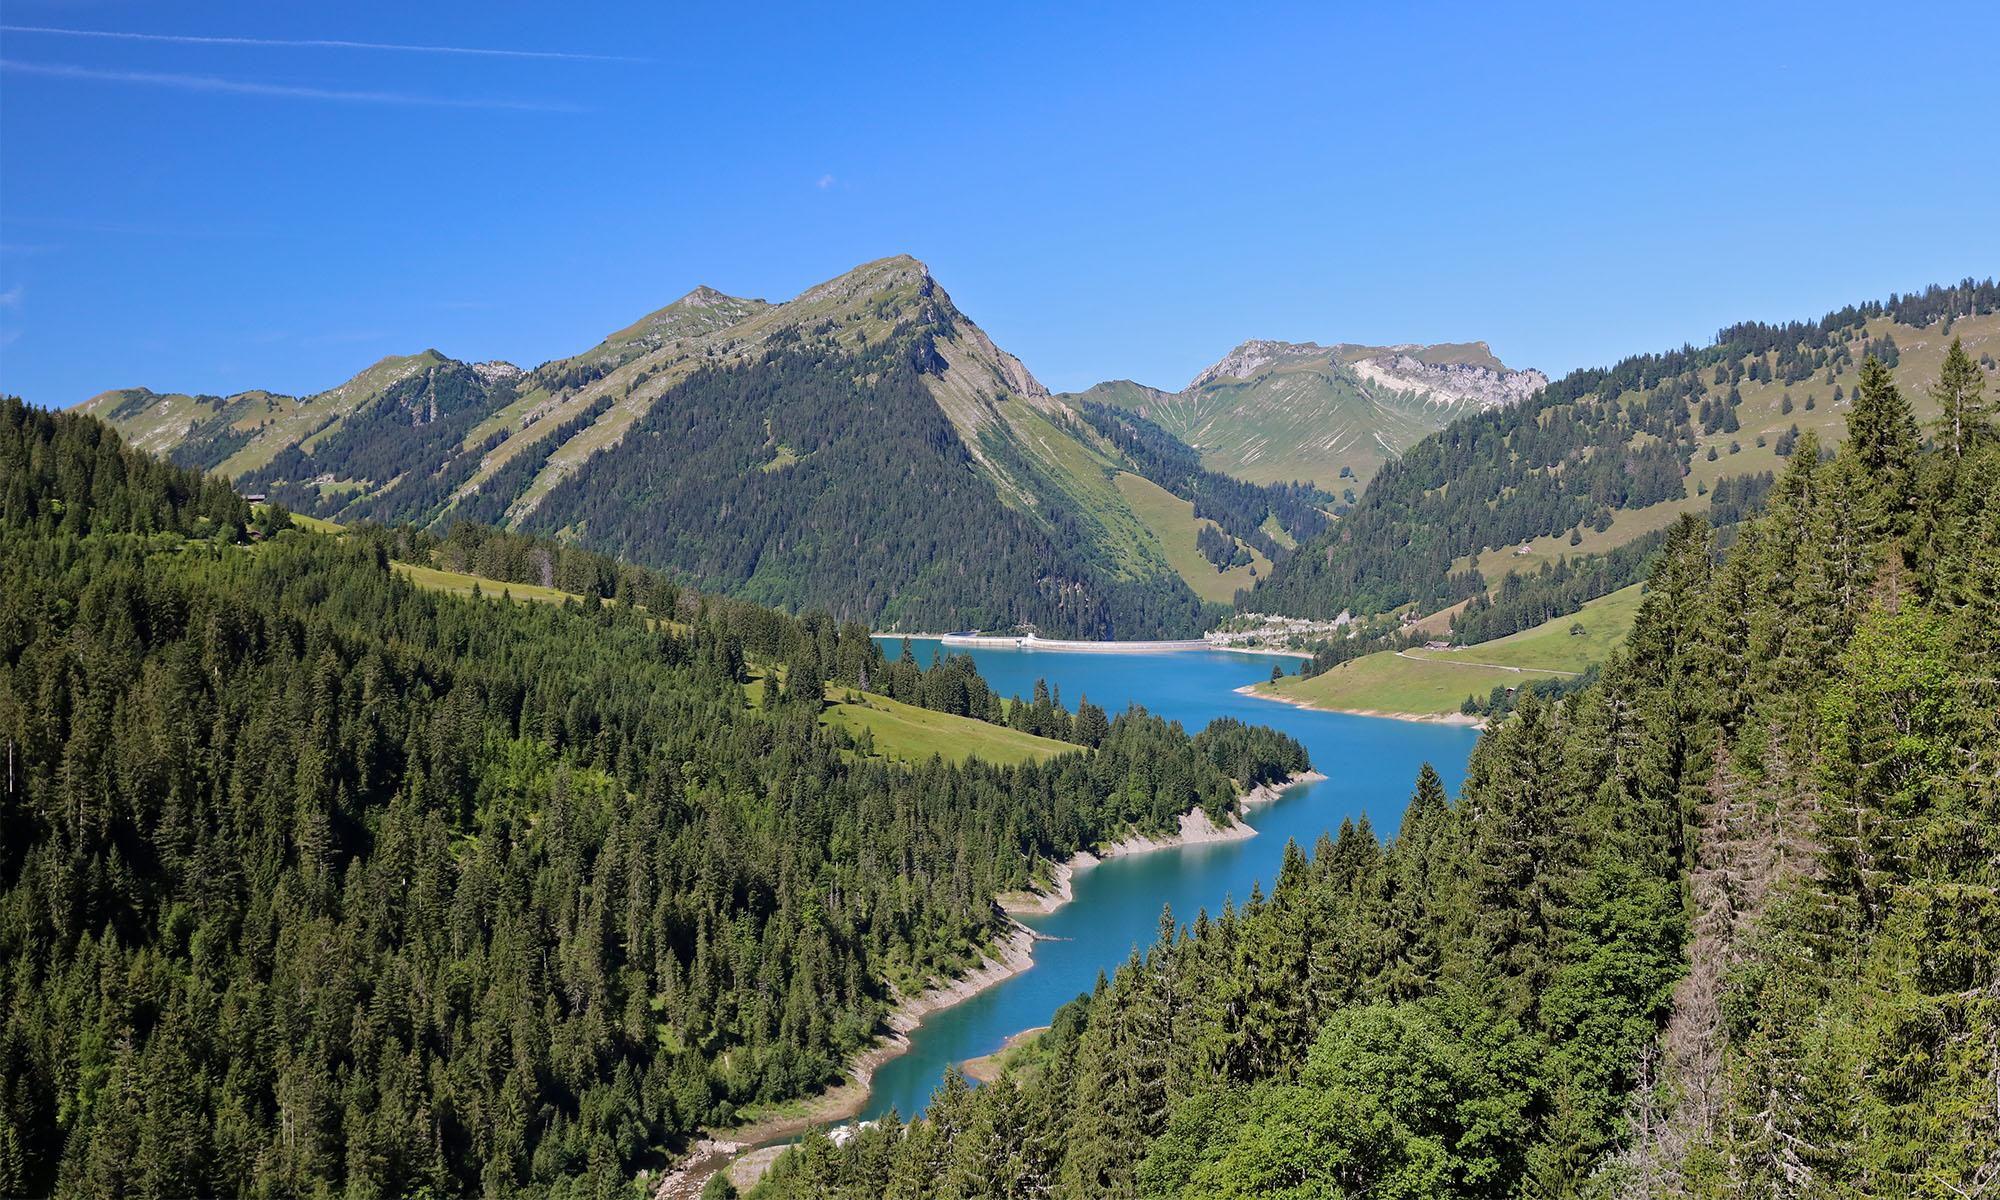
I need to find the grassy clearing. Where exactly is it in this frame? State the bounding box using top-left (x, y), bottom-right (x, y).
top-left (744, 673), bottom-right (1073, 766)
top-left (1461, 497), bottom-right (1696, 585)
top-left (1408, 598), bottom-right (1471, 637)
top-left (1258, 651), bottom-right (1564, 718)
top-left (822, 687), bottom-right (1072, 767)
top-left (282, 515), bottom-right (666, 618)
top-left (281, 511), bottom-right (344, 535)
top-left (962, 1026), bottom-right (1052, 1084)
top-left (390, 562), bottom-right (586, 606)
top-left (1256, 584), bottom-right (1645, 716)
top-left (1402, 583), bottom-right (1644, 673)
top-left (1112, 471), bottom-right (1270, 604)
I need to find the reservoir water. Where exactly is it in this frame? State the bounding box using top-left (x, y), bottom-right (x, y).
top-left (858, 638), bottom-right (1481, 1122)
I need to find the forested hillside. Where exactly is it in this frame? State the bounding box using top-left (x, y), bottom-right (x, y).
top-left (0, 398), bottom-right (1309, 1198)
top-left (78, 257), bottom-right (1326, 639)
top-left (518, 335), bottom-right (1210, 636)
top-left (1252, 279), bottom-right (2000, 623)
top-left (749, 345), bottom-right (2000, 1197)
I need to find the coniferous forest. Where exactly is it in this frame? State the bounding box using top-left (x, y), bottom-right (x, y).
top-left (751, 351), bottom-right (2000, 1197)
top-left (0, 398), bottom-right (1309, 1198)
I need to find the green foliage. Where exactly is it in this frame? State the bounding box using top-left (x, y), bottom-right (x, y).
top-left (1929, 335), bottom-right (1992, 458)
top-left (2, 396), bottom-right (257, 539)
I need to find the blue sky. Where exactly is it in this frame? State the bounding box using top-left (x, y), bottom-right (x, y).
top-left (2, 1), bottom-right (1995, 405)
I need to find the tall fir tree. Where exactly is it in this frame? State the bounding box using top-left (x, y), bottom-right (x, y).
top-left (1929, 335), bottom-right (1991, 458)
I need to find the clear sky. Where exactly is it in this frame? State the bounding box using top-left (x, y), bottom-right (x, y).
top-left (2, 1), bottom-right (1995, 406)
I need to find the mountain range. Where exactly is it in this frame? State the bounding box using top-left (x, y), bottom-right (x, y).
top-left (76, 262), bottom-right (1999, 642)
top-left (80, 256), bottom-right (1525, 637)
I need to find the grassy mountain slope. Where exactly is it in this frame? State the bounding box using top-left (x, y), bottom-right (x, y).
top-left (1458, 307), bottom-right (2000, 587)
top-left (1251, 280), bottom-right (2000, 622)
top-left (1073, 338), bottom-right (1545, 492)
top-left (78, 350), bottom-right (492, 479)
top-left (1112, 471), bottom-right (1271, 603)
top-left (79, 256), bottom-right (1310, 636)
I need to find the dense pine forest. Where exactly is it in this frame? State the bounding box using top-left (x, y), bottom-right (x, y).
top-left (0, 398), bottom-right (1308, 1198)
top-left (751, 345), bottom-right (1999, 1197)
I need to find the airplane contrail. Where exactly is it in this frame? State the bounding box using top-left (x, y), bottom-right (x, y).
top-left (0, 59), bottom-right (587, 111)
top-left (0, 24), bottom-right (644, 63)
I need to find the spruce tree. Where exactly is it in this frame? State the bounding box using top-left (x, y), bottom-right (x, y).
top-left (1929, 336), bottom-right (1990, 458)
top-left (1847, 355), bottom-right (1920, 520)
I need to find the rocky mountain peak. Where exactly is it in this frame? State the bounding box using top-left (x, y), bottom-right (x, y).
top-left (1348, 352), bottom-right (1547, 412)
top-left (675, 285), bottom-right (739, 308)
top-left (470, 361), bottom-right (524, 384)
top-left (1188, 339), bottom-right (1329, 390)
top-left (791, 254), bottom-right (935, 311)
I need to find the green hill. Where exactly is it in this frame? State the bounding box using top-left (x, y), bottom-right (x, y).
top-left (1070, 338), bottom-right (1545, 492)
top-left (1253, 583), bottom-right (1645, 717)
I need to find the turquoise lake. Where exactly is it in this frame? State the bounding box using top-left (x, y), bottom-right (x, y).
top-left (857, 638), bottom-right (1481, 1123)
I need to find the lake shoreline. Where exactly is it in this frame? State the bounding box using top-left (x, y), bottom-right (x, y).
top-left (998, 769), bottom-right (1326, 917)
top-left (1235, 682), bottom-right (1487, 728)
top-left (661, 769), bottom-right (1323, 1196)
top-left (871, 632), bottom-right (1311, 659)
top-left (653, 922), bottom-right (1040, 1198)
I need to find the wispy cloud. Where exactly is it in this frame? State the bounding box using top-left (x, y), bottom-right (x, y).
top-left (817, 174), bottom-right (836, 190)
top-left (0, 24), bottom-right (643, 63)
top-left (0, 59), bottom-right (585, 112)
top-left (0, 286), bottom-right (23, 311)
